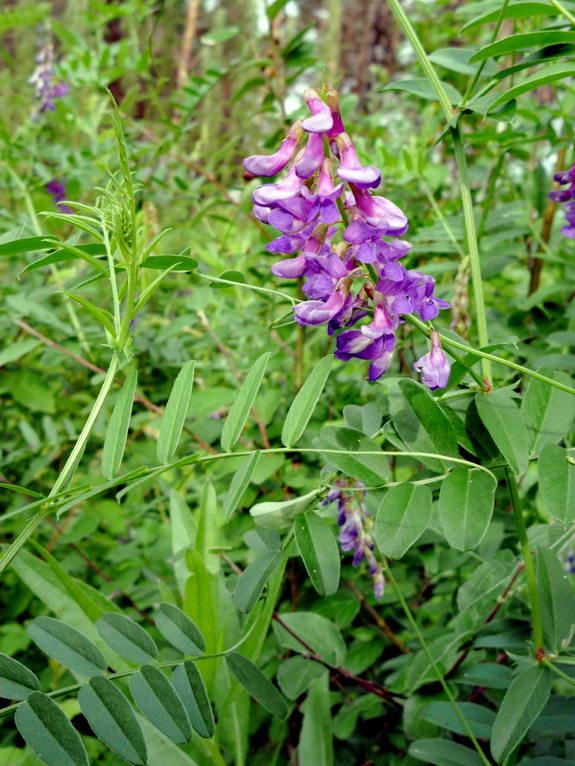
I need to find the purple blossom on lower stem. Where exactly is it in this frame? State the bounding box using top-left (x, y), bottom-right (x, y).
top-left (243, 85), bottom-right (451, 390)
top-left (549, 162), bottom-right (575, 239)
top-left (414, 329), bottom-right (451, 391)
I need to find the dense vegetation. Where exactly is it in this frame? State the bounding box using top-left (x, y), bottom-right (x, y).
top-left (1, 1), bottom-right (575, 764)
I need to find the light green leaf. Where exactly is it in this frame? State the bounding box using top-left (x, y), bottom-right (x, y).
top-left (282, 355), bottom-right (333, 447)
top-left (225, 653), bottom-right (287, 719)
top-left (234, 550), bottom-right (284, 613)
top-left (461, 2), bottom-right (573, 32)
top-left (195, 480), bottom-right (220, 575)
top-left (475, 392), bottom-right (529, 474)
top-left (250, 488), bottom-right (321, 529)
top-left (96, 613), bottom-right (158, 665)
top-left (223, 450), bottom-right (261, 521)
top-left (172, 660), bottom-right (215, 739)
top-left (439, 469), bottom-right (495, 551)
top-left (314, 426), bottom-right (390, 484)
top-left (129, 665), bottom-right (192, 744)
top-left (536, 546), bottom-right (575, 652)
top-left (538, 444), bottom-right (575, 523)
top-left (220, 352), bottom-right (271, 452)
top-left (0, 653), bottom-right (40, 700)
top-left (272, 612), bottom-right (346, 666)
top-left (15, 692), bottom-right (89, 766)
top-left (470, 30), bottom-right (575, 62)
top-left (27, 616), bottom-right (107, 677)
top-left (277, 656), bottom-right (326, 700)
top-left (157, 360), bottom-right (195, 463)
top-left (523, 367), bottom-right (575, 452)
top-left (155, 603), bottom-right (206, 656)
top-left (0, 339), bottom-right (41, 367)
top-left (101, 370), bottom-right (137, 480)
top-left (491, 664), bottom-right (552, 763)
top-left (298, 674), bottom-right (333, 766)
top-left (59, 291), bottom-right (115, 334)
top-left (169, 490), bottom-right (197, 594)
top-left (381, 78), bottom-right (463, 105)
top-left (374, 484), bottom-right (432, 559)
top-left (486, 63), bottom-right (575, 111)
top-left (294, 513), bottom-right (340, 597)
top-left (78, 676), bottom-right (147, 765)
top-left (141, 255), bottom-right (198, 271)
top-left (429, 47), bottom-right (497, 76)
top-left (389, 380), bottom-right (459, 473)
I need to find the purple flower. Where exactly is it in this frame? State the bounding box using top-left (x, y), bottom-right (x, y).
top-left (295, 132), bottom-right (324, 179)
top-left (413, 330), bottom-right (451, 391)
top-left (46, 180), bottom-right (72, 214)
top-left (252, 163), bottom-right (305, 206)
top-left (302, 89), bottom-right (334, 133)
top-left (548, 162), bottom-right (575, 239)
top-left (336, 133), bottom-right (381, 189)
top-left (29, 40), bottom-right (69, 118)
top-left (352, 186), bottom-right (409, 236)
top-left (243, 122), bottom-right (304, 177)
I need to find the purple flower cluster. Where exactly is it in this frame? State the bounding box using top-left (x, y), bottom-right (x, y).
top-left (323, 477), bottom-right (385, 600)
top-left (244, 86), bottom-right (451, 387)
top-left (46, 180), bottom-right (72, 214)
top-left (549, 162), bottom-right (575, 239)
top-left (29, 41), bottom-right (69, 119)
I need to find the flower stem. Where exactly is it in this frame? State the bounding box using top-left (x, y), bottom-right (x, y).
top-left (505, 467), bottom-right (544, 653)
top-left (542, 659), bottom-right (575, 687)
top-left (383, 562), bottom-right (492, 766)
top-left (549, 0), bottom-right (575, 25)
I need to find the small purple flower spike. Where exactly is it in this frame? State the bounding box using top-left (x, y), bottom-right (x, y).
top-left (413, 329), bottom-right (451, 391)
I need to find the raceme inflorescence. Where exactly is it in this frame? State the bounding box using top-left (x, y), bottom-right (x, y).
top-left (243, 85), bottom-right (451, 389)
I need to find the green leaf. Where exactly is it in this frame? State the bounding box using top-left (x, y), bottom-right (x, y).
top-left (78, 676), bottom-right (147, 765)
top-left (15, 692), bottom-right (89, 766)
top-left (298, 674), bottom-right (333, 766)
top-left (470, 31), bottom-right (575, 62)
top-left (429, 47), bottom-right (498, 76)
top-left (223, 450), bottom-right (261, 521)
top-left (421, 701), bottom-right (495, 739)
top-left (439, 469), bottom-right (495, 551)
top-left (455, 663), bottom-right (513, 690)
top-left (157, 360), bottom-right (195, 463)
top-left (314, 426), bottom-right (389, 484)
top-left (538, 443), bottom-right (575, 523)
top-left (220, 352), bottom-right (271, 452)
top-left (409, 738), bottom-right (484, 766)
top-left (272, 612), bottom-right (346, 666)
top-left (266, 0), bottom-right (290, 18)
top-left (389, 380), bottom-right (459, 473)
top-left (530, 695), bottom-right (575, 735)
top-left (129, 665), bottom-right (192, 744)
top-left (0, 338), bottom-right (41, 366)
top-left (172, 661), bottom-right (215, 739)
top-left (169, 490), bottom-right (197, 594)
top-left (277, 656), bottom-right (327, 700)
top-left (194, 480), bottom-right (220, 575)
top-left (27, 616), bottom-right (107, 676)
top-left (461, 2), bottom-right (573, 32)
top-left (96, 613), bottom-right (158, 665)
top-left (155, 603), bottom-right (206, 656)
top-left (536, 546), bottom-right (575, 652)
top-left (294, 513), bottom-right (341, 597)
top-left (491, 664), bottom-right (552, 763)
top-left (407, 633), bottom-right (468, 691)
top-left (59, 291), bottom-right (116, 335)
top-left (522, 367), bottom-right (575, 452)
top-left (45, 240), bottom-right (108, 276)
top-left (141, 255), bottom-right (198, 271)
top-left (381, 78), bottom-right (463, 105)
top-left (342, 402), bottom-right (382, 437)
top-left (475, 392), bottom-right (529, 474)
top-left (457, 552), bottom-right (517, 616)
top-left (234, 550), bottom-right (284, 613)
top-left (250, 488), bottom-right (321, 529)
top-left (0, 3), bottom-right (50, 33)
top-left (0, 653), bottom-right (40, 700)
top-left (0, 235), bottom-right (57, 256)
top-left (101, 370), bottom-right (137, 480)
top-left (225, 652), bottom-right (288, 719)
top-left (486, 63), bottom-right (575, 111)
top-left (281, 355), bottom-right (333, 447)
top-left (374, 484), bottom-right (432, 559)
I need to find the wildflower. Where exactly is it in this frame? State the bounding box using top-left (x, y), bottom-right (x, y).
top-left (243, 85), bottom-right (451, 389)
top-left (414, 329), bottom-right (451, 391)
top-left (46, 180), bottom-right (71, 214)
top-left (29, 38), bottom-right (69, 119)
top-left (549, 162), bottom-right (575, 239)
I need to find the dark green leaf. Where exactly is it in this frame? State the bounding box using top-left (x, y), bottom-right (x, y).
top-left (102, 370), bottom-right (137, 480)
top-left (281, 355), bottom-right (333, 447)
top-left (0, 653), bottom-right (40, 700)
top-left (27, 616), bottom-right (107, 676)
top-left (0, 236), bottom-right (57, 256)
top-left (272, 612), bottom-right (346, 665)
top-left (374, 484), bottom-right (432, 559)
top-left (221, 352), bottom-right (271, 452)
top-left (491, 664), bottom-right (552, 762)
top-left (536, 546), bottom-right (575, 652)
top-left (96, 613), bottom-right (158, 665)
top-left (172, 660), bottom-right (215, 738)
top-left (315, 426), bottom-right (389, 484)
top-left (422, 701), bottom-right (495, 739)
top-left (15, 691), bottom-right (89, 766)
top-left (298, 674), bottom-right (333, 765)
top-left (409, 738), bottom-right (484, 766)
top-left (234, 550), bottom-right (284, 613)
top-left (429, 47), bottom-right (497, 76)
top-left (475, 392), bottom-right (529, 474)
top-left (439, 469), bottom-right (495, 551)
top-left (223, 450), bottom-right (261, 521)
top-left (157, 360), bottom-right (195, 463)
top-left (522, 367), bottom-right (575, 452)
top-left (267, 0), bottom-right (290, 18)
top-left (294, 513), bottom-right (340, 597)
top-left (389, 380), bottom-right (459, 473)
top-left (530, 695), bottom-right (575, 734)
top-left (78, 676), bottom-right (147, 765)
top-left (461, 2), bottom-right (573, 32)
top-left (538, 443), bottom-right (575, 523)
top-left (381, 78), bottom-right (463, 105)
top-left (457, 552), bottom-right (517, 616)
top-left (407, 633), bottom-right (468, 691)
top-left (455, 663), bottom-right (513, 690)
top-left (277, 656), bottom-right (326, 700)
top-left (141, 255), bottom-right (198, 271)
top-left (470, 31), bottom-right (575, 62)
top-left (129, 665), bottom-right (192, 744)
top-left (155, 603), bottom-right (205, 656)
top-left (225, 652), bottom-right (287, 719)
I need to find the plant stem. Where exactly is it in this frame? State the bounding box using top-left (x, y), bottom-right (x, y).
top-left (549, 0), bottom-right (575, 25)
top-left (542, 659), bottom-right (575, 687)
top-left (383, 562), bottom-right (492, 766)
top-left (505, 467), bottom-right (544, 652)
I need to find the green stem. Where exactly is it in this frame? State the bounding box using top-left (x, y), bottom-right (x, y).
top-left (549, 0), bottom-right (575, 25)
top-left (0, 357), bottom-right (119, 577)
top-left (102, 223), bottom-right (121, 336)
top-left (542, 659), bottom-right (575, 687)
top-left (421, 183), bottom-right (465, 257)
top-left (505, 467), bottom-right (544, 652)
top-left (116, 263), bottom-right (138, 355)
top-left (383, 562), bottom-right (492, 766)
